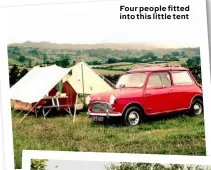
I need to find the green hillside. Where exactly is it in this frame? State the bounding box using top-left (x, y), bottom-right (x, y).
top-left (8, 42), bottom-right (200, 67)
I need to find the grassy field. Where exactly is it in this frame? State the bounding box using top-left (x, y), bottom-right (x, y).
top-left (94, 69), bottom-right (124, 75)
top-left (12, 112), bottom-right (205, 169)
top-left (103, 62), bottom-right (133, 66)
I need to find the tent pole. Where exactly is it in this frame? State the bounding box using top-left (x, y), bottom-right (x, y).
top-left (78, 95), bottom-right (85, 106)
top-left (18, 102), bottom-right (39, 124)
top-left (11, 100), bottom-right (19, 113)
top-left (73, 93), bottom-right (78, 123)
top-left (12, 101), bottom-right (29, 119)
top-left (13, 103), bottom-right (30, 120)
top-left (81, 62), bottom-right (86, 105)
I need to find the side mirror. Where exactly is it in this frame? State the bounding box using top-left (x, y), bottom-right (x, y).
top-left (120, 84), bottom-right (125, 88)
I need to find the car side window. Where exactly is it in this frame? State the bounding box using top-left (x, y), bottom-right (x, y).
top-left (160, 72), bottom-right (171, 87)
top-left (147, 73), bottom-right (162, 88)
top-left (172, 71), bottom-right (193, 85)
top-left (147, 72), bottom-right (171, 88)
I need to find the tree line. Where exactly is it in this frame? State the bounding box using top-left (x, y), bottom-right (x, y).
top-left (102, 56), bottom-right (202, 85)
top-left (88, 51), bottom-right (183, 65)
top-left (30, 160), bottom-right (211, 170)
top-left (8, 46), bottom-right (199, 67)
top-left (106, 162), bottom-right (211, 170)
top-left (8, 55), bottom-right (202, 87)
top-left (9, 65), bottom-right (28, 87)
top-left (31, 159), bottom-right (47, 170)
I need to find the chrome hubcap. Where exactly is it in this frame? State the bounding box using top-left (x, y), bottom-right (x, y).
top-left (193, 103), bottom-right (202, 115)
top-left (128, 111), bottom-right (139, 125)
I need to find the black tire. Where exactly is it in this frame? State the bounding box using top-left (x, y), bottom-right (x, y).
top-left (123, 106), bottom-right (143, 126)
top-left (190, 98), bottom-right (203, 116)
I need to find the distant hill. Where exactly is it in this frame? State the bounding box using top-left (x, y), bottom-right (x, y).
top-left (7, 41), bottom-right (200, 66)
top-left (9, 41), bottom-right (160, 50)
top-left (9, 41), bottom-right (199, 50)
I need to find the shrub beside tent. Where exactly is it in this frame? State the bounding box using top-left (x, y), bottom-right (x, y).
top-left (10, 61), bottom-right (113, 122)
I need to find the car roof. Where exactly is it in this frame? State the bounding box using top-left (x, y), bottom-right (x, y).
top-left (127, 67), bottom-right (188, 73)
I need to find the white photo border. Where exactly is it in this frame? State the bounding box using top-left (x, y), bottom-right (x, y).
top-left (0, 8), bottom-right (15, 170)
top-left (0, 0), bottom-right (211, 170)
top-left (0, 81), bottom-right (6, 170)
top-left (22, 150), bottom-right (211, 170)
top-left (199, 0), bottom-right (211, 155)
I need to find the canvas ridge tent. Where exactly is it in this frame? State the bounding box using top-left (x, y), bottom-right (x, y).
top-left (66, 60), bottom-right (113, 94)
top-left (11, 65), bottom-right (74, 122)
top-left (11, 61), bottom-right (113, 122)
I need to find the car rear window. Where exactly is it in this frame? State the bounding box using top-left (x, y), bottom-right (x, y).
top-left (172, 71), bottom-right (193, 85)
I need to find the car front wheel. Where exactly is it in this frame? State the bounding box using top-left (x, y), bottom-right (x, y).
top-left (190, 99), bottom-right (203, 116)
top-left (123, 106), bottom-right (143, 126)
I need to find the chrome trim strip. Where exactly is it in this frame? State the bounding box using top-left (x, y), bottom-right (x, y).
top-left (87, 112), bottom-right (122, 117)
top-left (149, 108), bottom-right (189, 115)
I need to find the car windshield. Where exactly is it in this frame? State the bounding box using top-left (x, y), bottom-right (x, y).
top-left (116, 72), bottom-right (147, 88)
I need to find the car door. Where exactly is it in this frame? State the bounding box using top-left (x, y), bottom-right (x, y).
top-left (171, 71), bottom-right (196, 110)
top-left (143, 72), bottom-right (174, 115)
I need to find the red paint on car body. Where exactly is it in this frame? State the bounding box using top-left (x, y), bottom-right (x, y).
top-left (87, 67), bottom-right (202, 117)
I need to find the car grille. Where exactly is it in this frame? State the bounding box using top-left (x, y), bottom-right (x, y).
top-left (91, 102), bottom-right (112, 113)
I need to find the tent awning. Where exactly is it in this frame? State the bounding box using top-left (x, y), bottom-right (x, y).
top-left (11, 61), bottom-right (113, 104)
top-left (10, 65), bottom-right (71, 103)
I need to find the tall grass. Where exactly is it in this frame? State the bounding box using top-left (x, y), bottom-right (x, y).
top-left (12, 113), bottom-right (205, 169)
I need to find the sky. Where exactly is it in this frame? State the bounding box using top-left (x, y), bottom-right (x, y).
top-left (3, 0), bottom-right (204, 48)
top-left (46, 160), bottom-right (120, 170)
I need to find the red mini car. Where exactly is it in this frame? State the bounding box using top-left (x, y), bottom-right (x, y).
top-left (86, 67), bottom-right (203, 126)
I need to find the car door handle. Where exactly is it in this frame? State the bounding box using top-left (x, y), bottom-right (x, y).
top-left (145, 93), bottom-right (151, 96)
top-left (169, 88), bottom-right (174, 91)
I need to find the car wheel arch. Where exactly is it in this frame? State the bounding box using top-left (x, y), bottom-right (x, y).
top-left (122, 102), bottom-right (146, 116)
top-left (190, 95), bottom-right (203, 108)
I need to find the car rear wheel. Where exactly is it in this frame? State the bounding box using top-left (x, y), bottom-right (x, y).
top-left (123, 106), bottom-right (143, 126)
top-left (190, 98), bottom-right (203, 116)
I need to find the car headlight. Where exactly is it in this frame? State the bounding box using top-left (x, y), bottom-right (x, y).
top-left (85, 96), bottom-right (91, 105)
top-left (109, 94), bottom-right (116, 105)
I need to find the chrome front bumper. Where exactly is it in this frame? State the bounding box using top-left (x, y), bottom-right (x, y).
top-left (87, 110), bottom-right (122, 117)
top-left (88, 101), bottom-right (122, 117)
